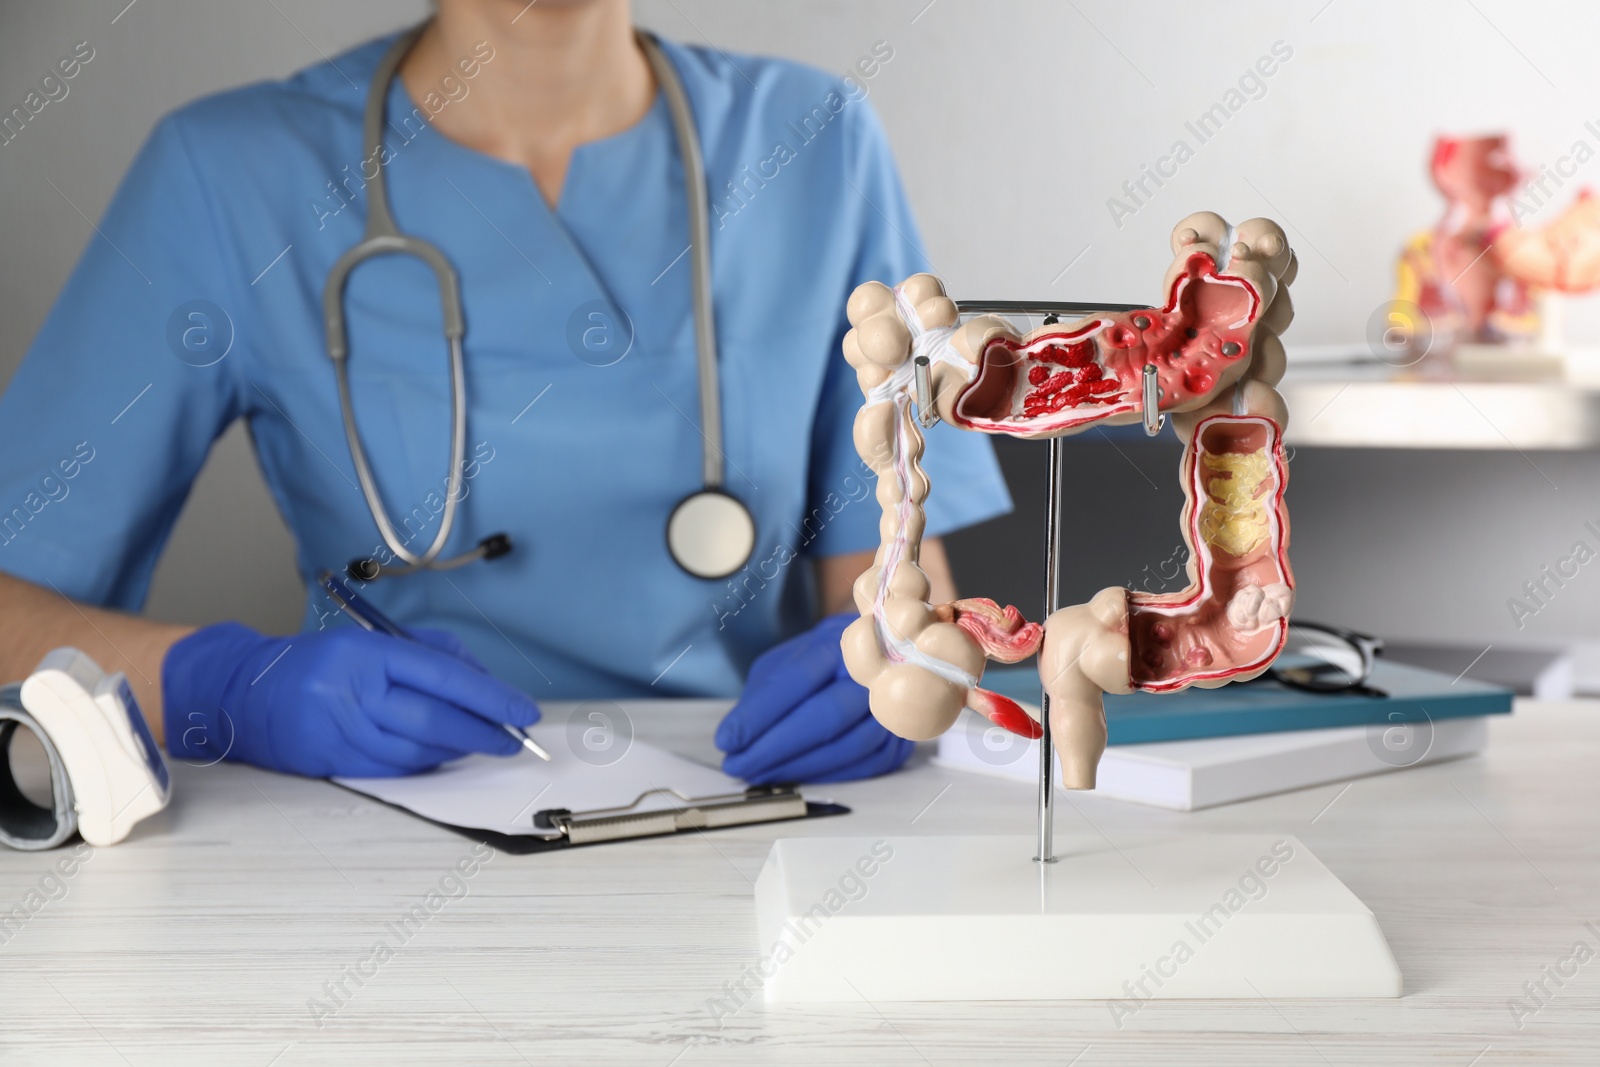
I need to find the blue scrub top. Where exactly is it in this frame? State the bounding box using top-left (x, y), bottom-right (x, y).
top-left (0, 32), bottom-right (1010, 699)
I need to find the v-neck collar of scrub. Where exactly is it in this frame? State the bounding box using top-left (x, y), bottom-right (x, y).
top-left (383, 66), bottom-right (670, 221)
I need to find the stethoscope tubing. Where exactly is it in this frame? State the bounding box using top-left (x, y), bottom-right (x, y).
top-left (325, 23), bottom-right (752, 582)
top-left (639, 31), bottom-right (723, 491)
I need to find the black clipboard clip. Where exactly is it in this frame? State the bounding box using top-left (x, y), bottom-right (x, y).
top-left (337, 781), bottom-right (851, 856)
top-left (535, 784), bottom-right (827, 846)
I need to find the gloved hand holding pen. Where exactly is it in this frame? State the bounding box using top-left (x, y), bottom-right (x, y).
top-left (162, 622), bottom-right (541, 778)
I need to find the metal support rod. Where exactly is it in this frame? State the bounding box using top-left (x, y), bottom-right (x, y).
top-left (943, 300), bottom-right (1148, 866)
top-left (955, 299), bottom-right (1149, 316)
top-left (1036, 435), bottom-right (1064, 864)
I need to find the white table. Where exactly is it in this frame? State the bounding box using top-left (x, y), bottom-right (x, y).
top-left (2, 698), bottom-right (1596, 1065)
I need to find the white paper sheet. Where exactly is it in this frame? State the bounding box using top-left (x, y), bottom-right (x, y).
top-left (334, 723), bottom-right (744, 837)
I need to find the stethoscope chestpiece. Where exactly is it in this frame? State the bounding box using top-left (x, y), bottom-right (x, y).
top-left (666, 489), bottom-right (756, 581)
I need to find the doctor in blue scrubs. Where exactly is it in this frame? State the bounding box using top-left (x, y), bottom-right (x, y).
top-left (0, 0), bottom-right (1008, 783)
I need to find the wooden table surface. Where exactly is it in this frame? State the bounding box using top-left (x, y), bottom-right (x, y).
top-left (2, 696), bottom-right (1596, 1066)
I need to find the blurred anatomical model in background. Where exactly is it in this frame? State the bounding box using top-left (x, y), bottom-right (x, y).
top-left (1392, 133), bottom-right (1600, 357)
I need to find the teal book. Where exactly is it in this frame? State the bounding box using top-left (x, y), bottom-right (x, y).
top-left (977, 660), bottom-right (1513, 746)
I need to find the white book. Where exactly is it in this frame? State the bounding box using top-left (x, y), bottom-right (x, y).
top-left (934, 709), bottom-right (1489, 811)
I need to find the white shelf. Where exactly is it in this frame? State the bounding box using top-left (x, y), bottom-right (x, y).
top-left (1279, 347), bottom-right (1600, 450)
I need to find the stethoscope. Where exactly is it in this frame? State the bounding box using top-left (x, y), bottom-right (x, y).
top-left (323, 25), bottom-right (757, 583)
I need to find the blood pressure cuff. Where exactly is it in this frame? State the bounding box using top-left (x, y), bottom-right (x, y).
top-left (0, 685), bottom-right (79, 850)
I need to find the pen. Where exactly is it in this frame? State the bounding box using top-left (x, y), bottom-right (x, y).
top-left (316, 570), bottom-right (553, 762)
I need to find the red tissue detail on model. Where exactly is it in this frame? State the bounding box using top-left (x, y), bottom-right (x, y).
top-left (935, 597), bottom-right (1045, 663)
top-left (967, 687), bottom-right (1042, 739)
top-left (951, 253), bottom-right (1262, 436)
top-left (1018, 338), bottom-right (1122, 418)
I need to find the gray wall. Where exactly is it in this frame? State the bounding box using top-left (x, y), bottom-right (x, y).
top-left (0, 0), bottom-right (431, 633)
top-left (3, 1), bottom-right (1598, 680)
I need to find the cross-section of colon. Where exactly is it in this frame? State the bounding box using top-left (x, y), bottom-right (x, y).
top-left (1126, 414), bottom-right (1292, 692)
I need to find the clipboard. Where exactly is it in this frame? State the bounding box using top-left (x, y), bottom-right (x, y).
top-left (339, 781), bottom-right (849, 855)
top-left (332, 732), bottom-right (850, 855)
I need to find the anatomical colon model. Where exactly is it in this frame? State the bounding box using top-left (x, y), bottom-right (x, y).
top-left (840, 213), bottom-right (1296, 789)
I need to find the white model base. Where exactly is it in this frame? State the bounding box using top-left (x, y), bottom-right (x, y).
top-left (754, 834), bottom-right (1401, 1003)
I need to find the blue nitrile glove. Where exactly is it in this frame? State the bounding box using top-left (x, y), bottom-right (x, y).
top-left (163, 622), bottom-right (541, 778)
top-left (715, 613), bottom-right (914, 784)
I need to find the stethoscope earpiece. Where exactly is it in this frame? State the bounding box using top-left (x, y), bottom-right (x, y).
top-left (479, 533), bottom-right (513, 561)
top-left (345, 532), bottom-right (514, 584)
top-left (346, 558), bottom-right (382, 583)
